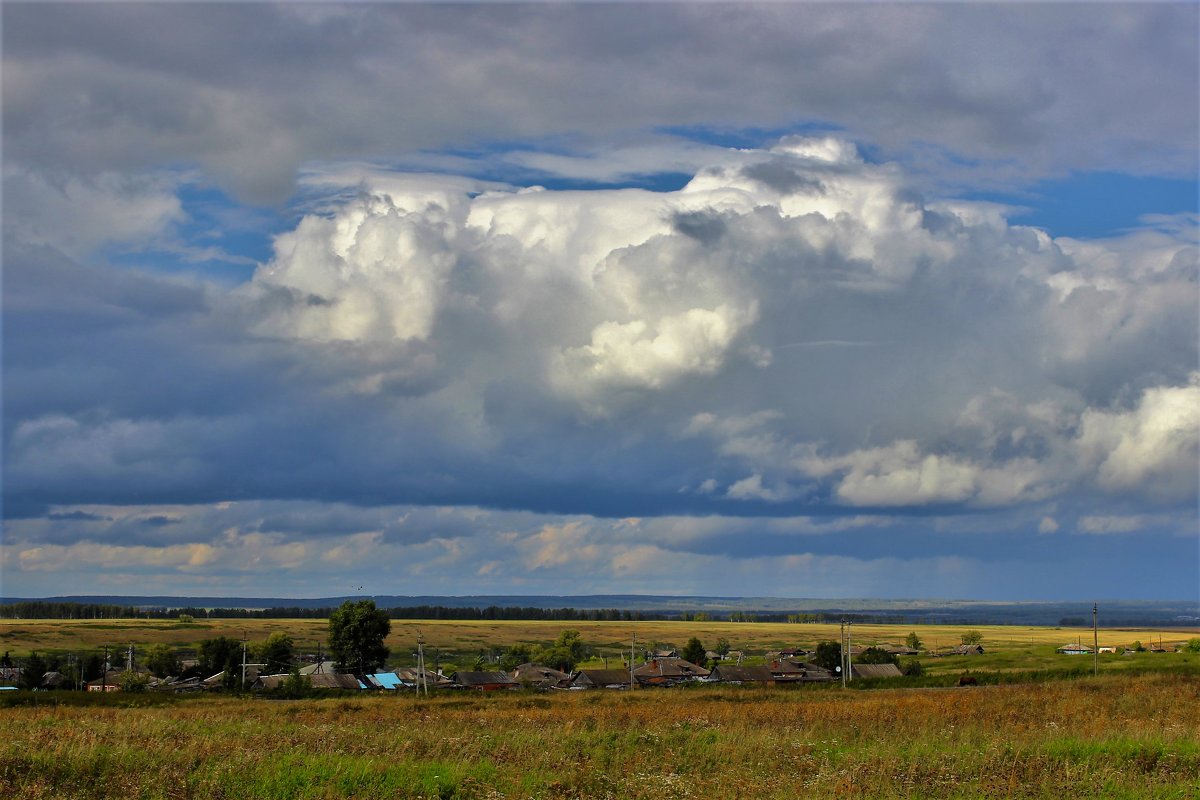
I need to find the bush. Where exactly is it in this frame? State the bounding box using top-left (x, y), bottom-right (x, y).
top-left (117, 671), bottom-right (149, 693)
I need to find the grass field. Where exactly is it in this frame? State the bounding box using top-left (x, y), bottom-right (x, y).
top-left (2, 617), bottom-right (1196, 677)
top-left (1, 673), bottom-right (1197, 798)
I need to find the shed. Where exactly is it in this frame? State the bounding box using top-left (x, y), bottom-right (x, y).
top-left (707, 664), bottom-right (775, 684)
top-left (570, 669), bottom-right (634, 689)
top-left (512, 663), bottom-right (570, 689)
top-left (366, 672), bottom-right (404, 690)
top-left (950, 644), bottom-right (985, 655)
top-left (451, 671), bottom-right (519, 690)
top-left (632, 658), bottom-right (709, 686)
top-left (850, 663), bottom-right (903, 680)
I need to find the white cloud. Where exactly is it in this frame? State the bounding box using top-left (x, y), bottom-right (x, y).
top-left (1076, 375), bottom-right (1200, 499)
top-left (1077, 516), bottom-right (1146, 535)
top-left (2, 167), bottom-right (184, 258)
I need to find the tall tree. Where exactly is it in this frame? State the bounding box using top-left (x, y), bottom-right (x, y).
top-left (144, 643), bottom-right (180, 678)
top-left (681, 637), bottom-right (706, 666)
top-left (256, 632), bottom-right (295, 674)
top-left (499, 644), bottom-right (532, 671)
top-left (857, 647), bottom-right (900, 666)
top-left (328, 600), bottom-right (391, 673)
top-left (813, 640), bottom-right (842, 673)
top-left (21, 651), bottom-right (47, 689)
top-left (905, 632), bottom-right (923, 650)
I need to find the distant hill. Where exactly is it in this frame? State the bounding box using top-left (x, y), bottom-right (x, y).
top-left (3, 595), bottom-right (1197, 626)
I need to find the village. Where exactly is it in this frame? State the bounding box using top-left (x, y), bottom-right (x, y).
top-left (6, 631), bottom-right (1191, 696)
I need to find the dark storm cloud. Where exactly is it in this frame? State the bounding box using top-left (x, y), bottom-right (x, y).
top-left (4, 3), bottom-right (1195, 202)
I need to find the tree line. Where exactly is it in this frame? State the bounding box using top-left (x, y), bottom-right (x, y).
top-left (0, 601), bottom-right (664, 622)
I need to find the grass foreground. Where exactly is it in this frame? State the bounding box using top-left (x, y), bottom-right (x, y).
top-left (2, 673), bottom-right (1198, 799)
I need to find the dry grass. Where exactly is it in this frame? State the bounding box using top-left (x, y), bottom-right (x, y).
top-left (1, 673), bottom-right (1197, 798)
top-left (2, 617), bottom-right (1193, 662)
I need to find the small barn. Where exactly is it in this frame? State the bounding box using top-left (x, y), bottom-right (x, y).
top-left (707, 664), bottom-right (775, 685)
top-left (633, 658), bottom-right (709, 686)
top-left (850, 663), bottom-right (903, 680)
top-left (451, 671), bottom-right (520, 691)
top-left (570, 669), bottom-right (634, 689)
top-left (512, 663), bottom-right (570, 689)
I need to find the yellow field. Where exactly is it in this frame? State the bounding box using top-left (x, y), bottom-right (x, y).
top-left (1, 616), bottom-right (1193, 663)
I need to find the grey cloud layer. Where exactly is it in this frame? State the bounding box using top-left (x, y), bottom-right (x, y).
top-left (4, 3), bottom-right (1196, 201)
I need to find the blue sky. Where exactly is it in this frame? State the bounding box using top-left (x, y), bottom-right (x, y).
top-left (2, 3), bottom-right (1197, 602)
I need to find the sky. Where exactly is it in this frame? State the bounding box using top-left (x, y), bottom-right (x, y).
top-left (2, 3), bottom-right (1197, 603)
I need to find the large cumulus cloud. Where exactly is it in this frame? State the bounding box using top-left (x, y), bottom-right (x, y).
top-left (3, 137), bottom-right (1197, 597)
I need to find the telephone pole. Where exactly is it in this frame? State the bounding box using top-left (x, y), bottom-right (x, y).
top-left (416, 631), bottom-right (429, 696)
top-left (1092, 603), bottom-right (1099, 677)
top-left (840, 622), bottom-right (846, 688)
top-left (846, 621), bottom-right (853, 684)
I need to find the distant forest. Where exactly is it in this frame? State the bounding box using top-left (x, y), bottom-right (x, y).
top-left (0, 600), bottom-right (664, 622)
top-left (2, 600), bottom-right (911, 624)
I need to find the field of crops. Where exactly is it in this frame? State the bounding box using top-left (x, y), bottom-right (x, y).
top-left (1, 672), bottom-right (1197, 799)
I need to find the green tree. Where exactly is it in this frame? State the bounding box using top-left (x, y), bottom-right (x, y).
top-left (857, 647), bottom-right (900, 666)
top-left (118, 670), bottom-right (149, 692)
top-left (499, 644), bottom-right (533, 671)
top-left (1184, 638), bottom-right (1200, 653)
top-left (714, 637), bottom-right (731, 658)
top-left (813, 640), bottom-right (842, 673)
top-left (177, 614), bottom-right (194, 624)
top-left (144, 643), bottom-right (180, 678)
top-left (277, 667), bottom-right (312, 698)
top-left (961, 630), bottom-right (984, 646)
top-left (905, 632), bottom-right (923, 651)
top-left (198, 637), bottom-right (240, 675)
top-left (21, 651), bottom-right (47, 689)
top-left (256, 632), bottom-right (295, 674)
top-left (82, 654), bottom-right (103, 682)
top-left (533, 629), bottom-right (588, 672)
top-left (901, 659), bottom-right (924, 677)
top-left (328, 600), bottom-right (391, 673)
top-left (681, 637), bottom-right (706, 665)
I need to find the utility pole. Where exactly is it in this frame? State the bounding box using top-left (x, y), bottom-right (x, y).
top-left (102, 646), bottom-right (109, 692)
top-left (1093, 603), bottom-right (1099, 677)
top-left (630, 630), bottom-right (636, 691)
top-left (840, 622), bottom-right (846, 688)
top-left (416, 631), bottom-right (428, 696)
top-left (846, 621), bottom-right (853, 684)
top-left (241, 632), bottom-right (247, 691)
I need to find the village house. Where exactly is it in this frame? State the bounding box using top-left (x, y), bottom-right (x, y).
top-left (511, 662), bottom-right (570, 689)
top-left (949, 644), bottom-right (985, 655)
top-left (451, 671), bottom-right (520, 691)
top-left (766, 659), bottom-right (834, 683)
top-left (570, 668), bottom-right (634, 689)
top-left (850, 663), bottom-right (903, 679)
top-left (707, 664), bottom-right (776, 685)
top-left (632, 657), bottom-right (709, 687)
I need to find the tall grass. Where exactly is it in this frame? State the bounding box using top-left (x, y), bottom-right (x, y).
top-left (2, 673), bottom-right (1197, 798)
